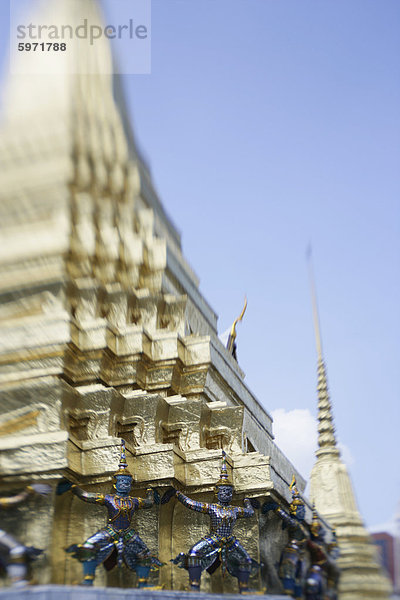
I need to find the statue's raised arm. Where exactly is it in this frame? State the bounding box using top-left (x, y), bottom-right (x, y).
top-left (176, 491), bottom-right (210, 514)
top-left (161, 487), bottom-right (210, 514)
top-left (56, 479), bottom-right (105, 505)
top-left (0, 483), bottom-right (51, 586)
top-left (0, 484), bottom-right (50, 509)
top-left (237, 498), bottom-right (256, 518)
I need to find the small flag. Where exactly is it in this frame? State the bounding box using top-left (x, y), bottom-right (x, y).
top-left (226, 297), bottom-right (247, 361)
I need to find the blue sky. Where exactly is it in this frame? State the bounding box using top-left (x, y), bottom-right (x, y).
top-left (113, 0), bottom-right (400, 531)
top-left (1, 1), bottom-right (399, 531)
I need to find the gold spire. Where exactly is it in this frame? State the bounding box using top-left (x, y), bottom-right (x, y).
top-left (307, 247), bottom-right (339, 458)
top-left (307, 247), bottom-right (323, 360)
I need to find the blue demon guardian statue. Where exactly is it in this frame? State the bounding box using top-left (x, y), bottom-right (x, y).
top-left (162, 450), bottom-right (260, 593)
top-left (262, 476), bottom-right (308, 598)
top-left (304, 508), bottom-right (340, 600)
top-left (325, 529), bottom-right (340, 600)
top-left (56, 440), bottom-right (162, 587)
top-left (0, 483), bottom-right (51, 586)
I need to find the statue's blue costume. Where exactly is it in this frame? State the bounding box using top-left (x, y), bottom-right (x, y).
top-left (0, 484), bottom-right (50, 586)
top-left (262, 477), bottom-right (308, 598)
top-left (163, 451), bottom-right (260, 593)
top-left (57, 440), bottom-right (162, 587)
top-left (304, 509), bottom-right (340, 600)
top-left (325, 530), bottom-right (340, 600)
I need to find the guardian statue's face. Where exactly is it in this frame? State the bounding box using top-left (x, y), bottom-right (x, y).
top-left (217, 485), bottom-right (233, 505)
top-left (115, 474), bottom-right (132, 495)
top-left (311, 523), bottom-right (325, 541)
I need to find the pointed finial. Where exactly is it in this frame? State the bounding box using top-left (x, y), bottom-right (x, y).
top-left (306, 245), bottom-right (323, 360)
top-left (311, 503), bottom-right (320, 533)
top-left (119, 439), bottom-right (128, 468)
top-left (288, 474), bottom-right (305, 515)
top-left (113, 439), bottom-right (133, 477)
top-left (227, 297), bottom-right (247, 360)
top-left (220, 450), bottom-right (228, 481)
top-left (215, 450), bottom-right (233, 487)
top-left (306, 247), bottom-right (340, 458)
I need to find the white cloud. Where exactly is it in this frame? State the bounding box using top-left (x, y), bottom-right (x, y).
top-left (369, 517), bottom-right (399, 537)
top-left (271, 408), bottom-right (356, 483)
top-left (338, 442), bottom-right (355, 467)
top-left (271, 408), bottom-right (317, 481)
top-left (219, 327), bottom-right (230, 347)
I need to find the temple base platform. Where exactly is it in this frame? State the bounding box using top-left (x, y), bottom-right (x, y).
top-left (0, 586), bottom-right (288, 600)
